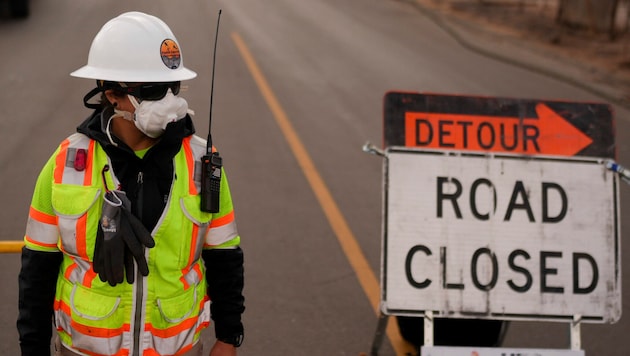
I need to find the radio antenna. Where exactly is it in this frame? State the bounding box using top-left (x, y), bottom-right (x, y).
top-left (207, 9), bottom-right (222, 154)
top-left (200, 9), bottom-right (224, 213)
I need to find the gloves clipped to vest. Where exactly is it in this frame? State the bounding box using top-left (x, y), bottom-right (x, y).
top-left (94, 190), bottom-right (155, 286)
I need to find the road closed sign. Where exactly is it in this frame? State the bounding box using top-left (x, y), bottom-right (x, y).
top-left (382, 148), bottom-right (621, 323)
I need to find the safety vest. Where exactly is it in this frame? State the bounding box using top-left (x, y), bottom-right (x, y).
top-left (24, 133), bottom-right (239, 356)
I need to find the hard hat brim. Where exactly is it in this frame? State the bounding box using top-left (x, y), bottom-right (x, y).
top-left (70, 65), bottom-right (197, 82)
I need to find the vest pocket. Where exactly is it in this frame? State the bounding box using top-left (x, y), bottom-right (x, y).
top-left (150, 281), bottom-right (208, 353)
top-left (180, 195), bottom-right (212, 260)
top-left (70, 282), bottom-right (121, 321)
top-left (52, 184), bottom-right (100, 217)
top-left (156, 282), bottom-right (198, 323)
top-left (56, 279), bottom-right (125, 354)
top-left (52, 184), bottom-right (101, 256)
top-left (180, 195), bottom-right (212, 226)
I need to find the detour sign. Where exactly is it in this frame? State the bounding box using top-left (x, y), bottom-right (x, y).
top-left (383, 92), bottom-right (615, 158)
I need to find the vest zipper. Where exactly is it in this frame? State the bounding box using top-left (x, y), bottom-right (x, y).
top-left (133, 170), bottom-right (144, 356)
top-left (136, 171), bottom-right (144, 220)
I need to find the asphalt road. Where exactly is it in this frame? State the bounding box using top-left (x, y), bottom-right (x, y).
top-left (0, 0), bottom-right (629, 355)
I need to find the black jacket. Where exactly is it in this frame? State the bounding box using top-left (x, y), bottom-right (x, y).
top-left (17, 109), bottom-right (244, 355)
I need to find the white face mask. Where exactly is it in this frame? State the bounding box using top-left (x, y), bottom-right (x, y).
top-left (116, 89), bottom-right (190, 138)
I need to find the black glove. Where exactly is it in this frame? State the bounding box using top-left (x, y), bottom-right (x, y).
top-left (93, 190), bottom-right (155, 286)
top-left (120, 207), bottom-right (155, 283)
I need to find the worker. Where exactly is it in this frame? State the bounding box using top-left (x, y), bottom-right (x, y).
top-left (17, 11), bottom-right (244, 356)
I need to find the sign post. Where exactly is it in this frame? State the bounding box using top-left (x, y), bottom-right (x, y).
top-left (372, 92), bottom-right (619, 355)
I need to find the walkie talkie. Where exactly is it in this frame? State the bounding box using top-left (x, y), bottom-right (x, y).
top-left (200, 9), bottom-right (223, 213)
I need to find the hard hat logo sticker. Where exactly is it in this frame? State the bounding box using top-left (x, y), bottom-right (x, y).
top-left (160, 39), bottom-right (181, 70)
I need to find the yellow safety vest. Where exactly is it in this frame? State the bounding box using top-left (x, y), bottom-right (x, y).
top-left (24, 133), bottom-right (239, 356)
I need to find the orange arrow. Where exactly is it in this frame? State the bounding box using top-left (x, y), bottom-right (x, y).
top-left (404, 103), bottom-right (593, 156)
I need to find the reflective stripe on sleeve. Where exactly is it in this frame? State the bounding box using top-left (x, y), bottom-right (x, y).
top-left (24, 206), bottom-right (59, 251)
top-left (205, 211), bottom-right (238, 246)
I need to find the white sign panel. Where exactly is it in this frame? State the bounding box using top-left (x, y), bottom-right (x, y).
top-left (382, 148), bottom-right (620, 322)
top-left (421, 346), bottom-right (584, 356)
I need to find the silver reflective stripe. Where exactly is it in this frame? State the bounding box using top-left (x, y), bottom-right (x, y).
top-left (179, 198), bottom-right (209, 262)
top-left (56, 217), bottom-right (79, 255)
top-left (189, 135), bottom-right (207, 194)
top-left (25, 217), bottom-right (58, 246)
top-left (206, 220), bottom-right (238, 246)
top-left (65, 258), bottom-right (91, 285)
top-left (61, 134), bottom-right (91, 185)
top-left (181, 263), bottom-right (203, 292)
top-left (68, 331), bottom-right (125, 355)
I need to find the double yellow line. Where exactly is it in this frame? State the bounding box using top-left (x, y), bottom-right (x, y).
top-left (231, 32), bottom-right (415, 355)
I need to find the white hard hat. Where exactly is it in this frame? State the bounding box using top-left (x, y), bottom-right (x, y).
top-left (71, 11), bottom-right (197, 82)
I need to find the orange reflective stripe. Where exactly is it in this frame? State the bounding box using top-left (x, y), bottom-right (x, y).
top-left (182, 137), bottom-right (197, 195)
top-left (83, 269), bottom-right (98, 288)
top-left (145, 316), bottom-right (198, 338)
top-left (56, 300), bottom-right (129, 338)
top-left (64, 263), bottom-right (78, 280)
top-left (56, 298), bottom-right (70, 315)
top-left (24, 235), bottom-right (58, 249)
top-left (54, 139), bottom-right (70, 184)
top-left (70, 319), bottom-right (129, 338)
top-left (195, 320), bottom-right (210, 334)
top-left (178, 275), bottom-right (190, 290)
top-left (83, 140), bottom-right (95, 185)
top-left (74, 346), bottom-right (128, 356)
top-left (209, 210), bottom-right (234, 228)
top-left (29, 206), bottom-right (57, 225)
top-left (188, 224), bottom-right (198, 265)
top-left (180, 223), bottom-right (199, 290)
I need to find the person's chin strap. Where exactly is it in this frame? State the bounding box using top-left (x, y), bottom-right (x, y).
top-left (83, 87), bottom-right (104, 109)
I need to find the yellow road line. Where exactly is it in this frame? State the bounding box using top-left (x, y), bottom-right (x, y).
top-left (231, 32), bottom-right (415, 355)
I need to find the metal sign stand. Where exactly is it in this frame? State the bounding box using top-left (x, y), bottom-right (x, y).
top-left (369, 314), bottom-right (583, 355)
top-left (571, 315), bottom-right (582, 351)
top-left (369, 312), bottom-right (389, 356)
top-left (419, 314), bottom-right (582, 354)
top-left (424, 311), bottom-right (433, 348)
